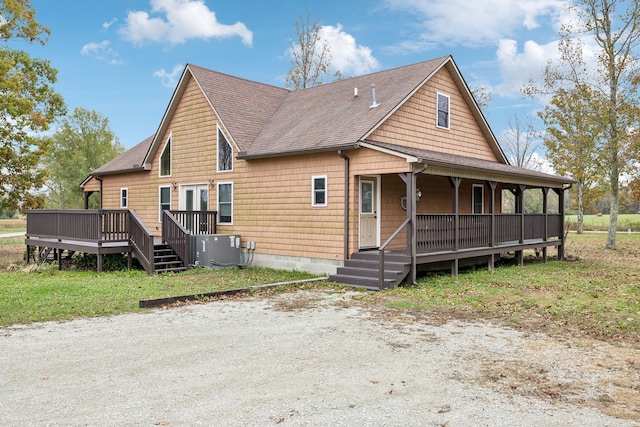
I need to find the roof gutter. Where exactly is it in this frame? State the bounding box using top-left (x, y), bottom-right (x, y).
top-left (238, 143), bottom-right (358, 160)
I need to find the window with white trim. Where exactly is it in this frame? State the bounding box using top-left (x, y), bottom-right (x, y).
top-left (217, 127), bottom-right (233, 172)
top-left (159, 186), bottom-right (171, 222)
top-left (120, 188), bottom-right (128, 209)
top-left (473, 184), bottom-right (484, 214)
top-left (160, 136), bottom-right (172, 177)
top-left (312, 175), bottom-right (327, 207)
top-left (437, 93), bottom-right (450, 129)
top-left (217, 182), bottom-right (233, 224)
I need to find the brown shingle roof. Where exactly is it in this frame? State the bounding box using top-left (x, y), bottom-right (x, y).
top-left (364, 140), bottom-right (574, 185)
top-left (188, 64), bottom-right (289, 151)
top-left (92, 134), bottom-right (154, 175)
top-left (241, 57), bottom-right (451, 158)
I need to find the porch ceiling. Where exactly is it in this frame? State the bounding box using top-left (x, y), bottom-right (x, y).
top-left (360, 140), bottom-right (575, 188)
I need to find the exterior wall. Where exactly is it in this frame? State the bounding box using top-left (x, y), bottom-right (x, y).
top-left (369, 66), bottom-right (497, 162)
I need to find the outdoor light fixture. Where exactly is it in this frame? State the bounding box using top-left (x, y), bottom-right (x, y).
top-left (400, 189), bottom-right (422, 211)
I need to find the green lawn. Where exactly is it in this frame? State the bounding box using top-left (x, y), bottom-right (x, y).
top-left (565, 213), bottom-right (640, 231)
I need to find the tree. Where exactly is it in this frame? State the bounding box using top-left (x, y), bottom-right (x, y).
top-left (285, 12), bottom-right (339, 90)
top-left (526, 0), bottom-right (640, 249)
top-left (499, 113), bottom-right (543, 170)
top-left (0, 0), bottom-right (66, 211)
top-left (539, 84), bottom-right (604, 233)
top-left (43, 107), bottom-right (123, 209)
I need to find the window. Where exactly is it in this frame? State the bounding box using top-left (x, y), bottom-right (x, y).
top-left (217, 182), bottom-right (233, 224)
top-left (160, 137), bottom-right (171, 177)
top-left (217, 127), bottom-right (233, 172)
top-left (312, 175), bottom-right (327, 207)
top-left (473, 184), bottom-right (484, 214)
top-left (120, 188), bottom-right (128, 209)
top-left (159, 186), bottom-right (171, 222)
top-left (437, 93), bottom-right (450, 129)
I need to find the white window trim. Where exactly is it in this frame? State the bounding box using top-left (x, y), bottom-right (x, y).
top-left (436, 92), bottom-right (450, 130)
top-left (159, 134), bottom-right (172, 177)
top-left (217, 181), bottom-right (233, 225)
top-left (473, 184), bottom-right (484, 214)
top-left (312, 175), bottom-right (328, 207)
top-left (159, 185), bottom-right (171, 222)
top-left (120, 188), bottom-right (128, 209)
top-left (217, 125), bottom-right (233, 173)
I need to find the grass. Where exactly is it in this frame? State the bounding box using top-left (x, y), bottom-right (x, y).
top-left (0, 266), bottom-right (323, 325)
top-left (0, 219), bottom-right (25, 234)
top-left (361, 233), bottom-right (640, 342)
top-left (1, 229), bottom-right (639, 344)
top-left (566, 213), bottom-right (640, 232)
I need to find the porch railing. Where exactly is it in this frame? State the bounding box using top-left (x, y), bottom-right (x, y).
top-left (162, 211), bottom-right (191, 266)
top-left (415, 213), bottom-right (563, 253)
top-left (26, 210), bottom-right (131, 243)
top-left (169, 210), bottom-right (217, 235)
top-left (129, 210), bottom-right (155, 274)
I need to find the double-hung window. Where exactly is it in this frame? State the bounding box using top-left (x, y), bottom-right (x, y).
top-left (120, 188), bottom-right (128, 209)
top-left (437, 93), bottom-right (450, 129)
top-left (473, 184), bottom-right (484, 214)
top-left (312, 175), bottom-right (327, 207)
top-left (217, 182), bottom-right (233, 224)
top-left (159, 186), bottom-right (171, 222)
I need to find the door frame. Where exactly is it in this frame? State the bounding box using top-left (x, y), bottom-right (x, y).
top-left (358, 175), bottom-right (381, 249)
top-left (179, 183), bottom-right (209, 211)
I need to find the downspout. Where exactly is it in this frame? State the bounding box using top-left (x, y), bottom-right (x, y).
top-left (338, 150), bottom-right (350, 261)
top-left (95, 176), bottom-right (103, 209)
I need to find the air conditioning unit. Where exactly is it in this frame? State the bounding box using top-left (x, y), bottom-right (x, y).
top-left (189, 234), bottom-right (242, 267)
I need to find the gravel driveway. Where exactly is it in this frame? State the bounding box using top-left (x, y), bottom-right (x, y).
top-left (1, 289), bottom-right (638, 426)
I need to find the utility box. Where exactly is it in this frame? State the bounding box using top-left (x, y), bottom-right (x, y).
top-left (189, 234), bottom-right (242, 267)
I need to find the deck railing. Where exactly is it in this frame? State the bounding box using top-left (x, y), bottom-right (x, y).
top-left (129, 210), bottom-right (155, 274)
top-left (415, 213), bottom-right (563, 254)
top-left (26, 210), bottom-right (131, 242)
top-left (162, 211), bottom-right (191, 265)
top-left (169, 210), bottom-right (217, 235)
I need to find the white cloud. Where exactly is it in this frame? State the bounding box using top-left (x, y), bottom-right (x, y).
top-left (153, 63), bottom-right (184, 88)
top-left (319, 24), bottom-right (380, 76)
top-left (103, 18), bottom-right (117, 30)
top-left (119, 0), bottom-right (252, 46)
top-left (383, 0), bottom-right (568, 49)
top-left (80, 40), bottom-right (123, 65)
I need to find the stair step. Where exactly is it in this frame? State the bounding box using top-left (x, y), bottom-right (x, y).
top-left (152, 244), bottom-right (186, 273)
top-left (328, 274), bottom-right (394, 290)
top-left (351, 251), bottom-right (410, 263)
top-left (335, 266), bottom-right (404, 279)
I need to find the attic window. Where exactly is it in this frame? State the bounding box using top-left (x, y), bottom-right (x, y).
top-left (217, 127), bottom-right (233, 172)
top-left (160, 137), bottom-right (171, 177)
top-left (437, 93), bottom-right (450, 130)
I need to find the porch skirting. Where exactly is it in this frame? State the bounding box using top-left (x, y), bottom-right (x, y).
top-left (250, 253), bottom-right (342, 276)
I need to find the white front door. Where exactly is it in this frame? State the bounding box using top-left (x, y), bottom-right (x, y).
top-left (359, 177), bottom-right (379, 248)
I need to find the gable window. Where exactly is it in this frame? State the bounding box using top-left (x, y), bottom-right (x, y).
top-left (160, 137), bottom-right (172, 177)
top-left (159, 186), bottom-right (171, 222)
top-left (473, 184), bottom-right (484, 214)
top-left (312, 175), bottom-right (327, 207)
top-left (437, 93), bottom-right (450, 129)
top-left (217, 127), bottom-right (233, 172)
top-left (120, 188), bottom-right (128, 209)
top-left (217, 182), bottom-right (233, 224)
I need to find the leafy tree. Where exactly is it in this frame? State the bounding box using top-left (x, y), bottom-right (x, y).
top-left (0, 0), bottom-right (66, 211)
top-left (285, 12), bottom-right (339, 89)
top-left (539, 84), bottom-right (604, 233)
top-left (43, 107), bottom-right (124, 209)
top-left (499, 113), bottom-right (542, 170)
top-left (525, 0), bottom-right (640, 249)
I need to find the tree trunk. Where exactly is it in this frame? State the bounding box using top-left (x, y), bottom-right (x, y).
top-left (606, 152), bottom-right (619, 249)
top-left (577, 182), bottom-right (584, 234)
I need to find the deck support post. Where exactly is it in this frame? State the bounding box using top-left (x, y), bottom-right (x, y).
top-left (128, 251), bottom-right (133, 270)
top-left (449, 177), bottom-right (462, 252)
top-left (517, 184), bottom-right (526, 244)
top-left (488, 253), bottom-right (495, 272)
top-left (542, 247), bottom-right (548, 263)
top-left (557, 187), bottom-right (566, 260)
top-left (487, 181), bottom-right (497, 248)
top-left (452, 258), bottom-right (459, 278)
top-left (517, 250), bottom-right (524, 267)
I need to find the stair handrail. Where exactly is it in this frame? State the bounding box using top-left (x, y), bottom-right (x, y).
top-left (162, 210), bottom-right (190, 266)
top-left (128, 209), bottom-right (155, 274)
top-left (378, 218), bottom-right (411, 289)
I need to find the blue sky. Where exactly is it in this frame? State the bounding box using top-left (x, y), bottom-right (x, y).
top-left (18, 0), bottom-right (574, 162)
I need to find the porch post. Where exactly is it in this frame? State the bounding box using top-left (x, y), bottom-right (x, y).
top-left (517, 184), bottom-right (526, 267)
top-left (542, 187), bottom-right (550, 263)
top-left (449, 177), bottom-right (462, 278)
top-left (487, 181), bottom-right (497, 272)
top-left (557, 187), bottom-right (566, 260)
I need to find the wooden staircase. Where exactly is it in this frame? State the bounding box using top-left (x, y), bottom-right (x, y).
top-left (329, 251), bottom-right (411, 290)
top-left (153, 243), bottom-right (187, 273)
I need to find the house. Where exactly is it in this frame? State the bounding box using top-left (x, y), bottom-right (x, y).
top-left (26, 55), bottom-right (573, 289)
